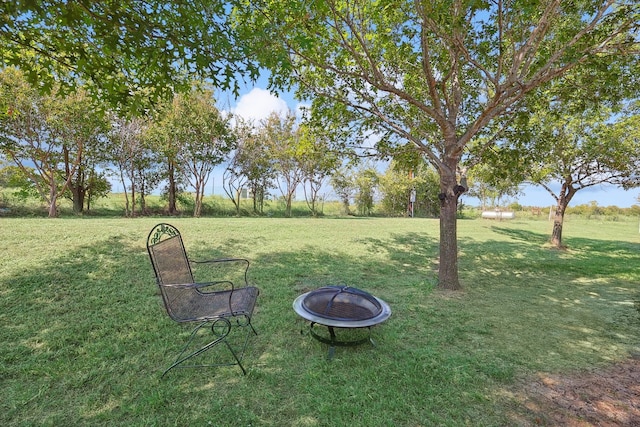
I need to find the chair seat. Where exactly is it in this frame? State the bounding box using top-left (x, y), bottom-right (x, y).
top-left (168, 286), bottom-right (259, 323)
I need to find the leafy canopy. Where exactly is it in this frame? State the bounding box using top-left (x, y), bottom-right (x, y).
top-left (234, 0), bottom-right (640, 169)
top-left (1, 1), bottom-right (259, 110)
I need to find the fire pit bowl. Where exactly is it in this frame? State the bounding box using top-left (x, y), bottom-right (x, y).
top-left (293, 286), bottom-right (391, 358)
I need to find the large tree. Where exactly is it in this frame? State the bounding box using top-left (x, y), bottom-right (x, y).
top-left (50, 88), bottom-right (110, 214)
top-left (297, 123), bottom-right (340, 217)
top-left (489, 103), bottom-right (640, 248)
top-left (226, 118), bottom-right (276, 215)
top-left (261, 112), bottom-right (305, 217)
top-left (109, 115), bottom-right (154, 217)
top-left (235, 0), bottom-right (640, 290)
top-left (475, 51), bottom-right (640, 247)
top-left (0, 68), bottom-right (106, 217)
top-left (153, 89), bottom-right (233, 217)
top-left (542, 109), bottom-right (640, 247)
top-left (330, 167), bottom-right (356, 215)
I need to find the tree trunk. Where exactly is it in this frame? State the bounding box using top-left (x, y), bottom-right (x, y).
top-left (119, 169), bottom-right (130, 217)
top-left (140, 193), bottom-right (147, 215)
top-left (131, 185), bottom-right (137, 217)
top-left (305, 180), bottom-right (321, 217)
top-left (550, 184), bottom-right (576, 248)
top-left (550, 207), bottom-right (565, 248)
top-left (341, 197), bottom-right (350, 215)
top-left (194, 182), bottom-right (203, 217)
top-left (437, 168), bottom-right (462, 291)
top-left (252, 183), bottom-right (259, 214)
top-left (48, 183), bottom-right (58, 218)
top-left (285, 192), bottom-right (293, 217)
top-left (256, 186), bottom-right (266, 214)
top-left (70, 184), bottom-right (85, 214)
top-left (130, 165), bottom-right (136, 218)
top-left (194, 197), bottom-right (201, 217)
top-left (167, 161), bottom-right (178, 215)
top-left (235, 189), bottom-right (241, 216)
top-left (62, 147), bottom-right (85, 214)
top-left (139, 175), bottom-right (147, 215)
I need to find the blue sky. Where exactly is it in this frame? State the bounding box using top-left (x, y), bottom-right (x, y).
top-left (503, 184), bottom-right (639, 209)
top-left (212, 80), bottom-right (639, 208)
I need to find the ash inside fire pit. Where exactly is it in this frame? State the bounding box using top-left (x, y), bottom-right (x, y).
top-left (302, 286), bottom-right (382, 321)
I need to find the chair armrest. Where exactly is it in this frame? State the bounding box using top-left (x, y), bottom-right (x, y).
top-left (190, 257), bottom-right (250, 267)
top-left (189, 257), bottom-right (250, 287)
top-left (158, 281), bottom-right (231, 289)
top-left (193, 280), bottom-right (235, 292)
top-left (158, 282), bottom-right (200, 289)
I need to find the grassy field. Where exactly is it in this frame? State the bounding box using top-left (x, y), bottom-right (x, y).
top-left (1, 216), bottom-right (639, 426)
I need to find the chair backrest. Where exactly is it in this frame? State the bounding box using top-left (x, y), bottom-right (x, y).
top-left (147, 224), bottom-right (193, 285)
top-left (147, 223), bottom-right (196, 321)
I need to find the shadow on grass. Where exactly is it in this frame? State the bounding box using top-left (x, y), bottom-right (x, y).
top-left (2, 224), bottom-right (639, 426)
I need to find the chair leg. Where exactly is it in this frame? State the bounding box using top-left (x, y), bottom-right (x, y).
top-left (162, 320), bottom-right (226, 378)
top-left (162, 317), bottom-right (255, 378)
top-left (223, 340), bottom-right (246, 375)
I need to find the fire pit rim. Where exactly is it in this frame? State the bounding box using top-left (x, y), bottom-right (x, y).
top-left (293, 286), bottom-right (392, 328)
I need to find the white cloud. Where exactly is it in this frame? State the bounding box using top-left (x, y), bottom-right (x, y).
top-left (232, 88), bottom-right (289, 122)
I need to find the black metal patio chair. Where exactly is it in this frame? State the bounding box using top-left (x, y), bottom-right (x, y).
top-left (146, 223), bottom-right (259, 377)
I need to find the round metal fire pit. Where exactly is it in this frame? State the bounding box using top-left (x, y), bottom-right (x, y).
top-left (294, 286), bottom-right (391, 328)
top-left (293, 286), bottom-right (391, 358)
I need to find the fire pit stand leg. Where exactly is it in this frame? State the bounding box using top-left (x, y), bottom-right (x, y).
top-left (327, 327), bottom-right (337, 360)
top-left (309, 322), bottom-right (374, 360)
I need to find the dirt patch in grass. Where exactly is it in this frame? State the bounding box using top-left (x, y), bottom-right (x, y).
top-left (510, 356), bottom-right (640, 426)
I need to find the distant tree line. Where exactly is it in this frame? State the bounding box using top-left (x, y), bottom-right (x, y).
top-left (1, 67), bottom-right (450, 219)
top-left (2, 64), bottom-right (638, 221)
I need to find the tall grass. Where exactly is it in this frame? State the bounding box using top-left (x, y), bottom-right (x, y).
top-left (0, 192), bottom-right (349, 218)
top-left (1, 216), bottom-right (639, 426)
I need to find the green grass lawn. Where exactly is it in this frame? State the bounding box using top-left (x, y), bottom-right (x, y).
top-left (2, 216), bottom-right (639, 426)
